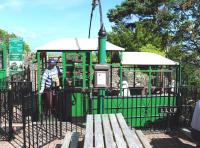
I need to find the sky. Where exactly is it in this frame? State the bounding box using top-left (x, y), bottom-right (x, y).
top-left (0, 0), bottom-right (123, 51)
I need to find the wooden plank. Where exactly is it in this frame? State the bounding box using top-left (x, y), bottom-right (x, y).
top-left (61, 132), bottom-right (72, 148)
top-left (95, 114), bottom-right (104, 148)
top-left (135, 130), bottom-right (152, 148)
top-left (116, 113), bottom-right (143, 148)
top-left (70, 132), bottom-right (79, 148)
top-left (102, 114), bottom-right (116, 148)
top-left (109, 114), bottom-right (127, 148)
top-left (84, 115), bottom-right (93, 148)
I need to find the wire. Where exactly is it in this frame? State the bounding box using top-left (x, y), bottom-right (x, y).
top-left (98, 0), bottom-right (103, 27)
top-left (88, 1), bottom-right (97, 38)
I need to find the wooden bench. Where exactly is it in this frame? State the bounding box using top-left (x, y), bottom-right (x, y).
top-left (181, 128), bottom-right (200, 147)
top-left (61, 131), bottom-right (79, 148)
top-left (84, 113), bottom-right (151, 148)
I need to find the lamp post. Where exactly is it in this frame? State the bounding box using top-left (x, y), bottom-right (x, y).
top-left (91, 0), bottom-right (107, 114)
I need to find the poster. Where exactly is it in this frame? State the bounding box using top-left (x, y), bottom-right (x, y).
top-left (97, 72), bottom-right (106, 86)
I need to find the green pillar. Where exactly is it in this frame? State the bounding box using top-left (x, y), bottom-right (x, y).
top-left (98, 25), bottom-right (107, 114)
top-left (37, 52), bottom-right (42, 115)
top-left (89, 52), bottom-right (93, 88)
top-left (62, 52), bottom-right (66, 88)
top-left (148, 66), bottom-right (152, 96)
top-left (119, 64), bottom-right (123, 96)
top-left (2, 44), bottom-right (6, 73)
top-left (82, 52), bottom-right (86, 88)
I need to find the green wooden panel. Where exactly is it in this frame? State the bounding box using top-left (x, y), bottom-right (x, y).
top-left (70, 94), bottom-right (176, 127)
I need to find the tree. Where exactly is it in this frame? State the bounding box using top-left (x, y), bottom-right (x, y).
top-left (139, 44), bottom-right (165, 56)
top-left (0, 29), bottom-right (30, 54)
top-left (107, 0), bottom-right (200, 85)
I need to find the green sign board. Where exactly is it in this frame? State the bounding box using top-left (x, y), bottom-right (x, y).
top-left (9, 38), bottom-right (23, 54)
top-left (9, 54), bottom-right (23, 61)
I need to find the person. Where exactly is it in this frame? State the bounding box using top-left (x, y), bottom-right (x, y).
top-left (191, 100), bottom-right (200, 147)
top-left (39, 59), bottom-right (61, 116)
top-left (119, 72), bottom-right (130, 96)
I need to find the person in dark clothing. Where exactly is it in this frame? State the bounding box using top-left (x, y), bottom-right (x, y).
top-left (40, 59), bottom-right (61, 116)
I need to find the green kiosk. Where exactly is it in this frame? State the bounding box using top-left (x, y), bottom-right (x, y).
top-left (35, 38), bottom-right (180, 127)
top-left (35, 37), bottom-right (125, 119)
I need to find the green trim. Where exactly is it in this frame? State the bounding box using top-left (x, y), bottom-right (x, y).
top-left (3, 44), bottom-right (6, 73)
top-left (89, 52), bottom-right (93, 88)
top-left (148, 66), bottom-right (152, 96)
top-left (37, 52), bottom-right (42, 115)
top-left (98, 36), bottom-right (106, 114)
top-left (82, 52), bottom-right (86, 88)
top-left (62, 52), bottom-right (66, 88)
top-left (123, 69), bottom-right (173, 73)
top-left (120, 64), bottom-right (123, 96)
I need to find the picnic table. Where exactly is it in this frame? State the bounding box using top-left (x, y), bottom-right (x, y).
top-left (84, 113), bottom-right (151, 148)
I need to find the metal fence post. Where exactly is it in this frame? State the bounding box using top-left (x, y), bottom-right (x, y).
top-left (8, 90), bottom-right (13, 140)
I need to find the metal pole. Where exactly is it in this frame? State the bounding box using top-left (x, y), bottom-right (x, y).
top-left (98, 25), bottom-right (107, 114)
top-left (62, 52), bottom-right (66, 88)
top-left (2, 44), bottom-right (7, 77)
top-left (37, 52), bottom-right (42, 116)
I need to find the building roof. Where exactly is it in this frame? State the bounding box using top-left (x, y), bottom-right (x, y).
top-left (121, 52), bottom-right (179, 65)
top-left (35, 38), bottom-right (125, 51)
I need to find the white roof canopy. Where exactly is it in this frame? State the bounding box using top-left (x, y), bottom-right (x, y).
top-left (35, 38), bottom-right (125, 51)
top-left (121, 52), bottom-right (179, 65)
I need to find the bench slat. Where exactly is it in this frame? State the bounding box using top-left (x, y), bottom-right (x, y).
top-left (135, 130), bottom-right (152, 148)
top-left (116, 113), bottom-right (143, 148)
top-left (95, 114), bottom-right (104, 148)
top-left (102, 114), bottom-right (116, 148)
top-left (84, 115), bottom-right (93, 148)
top-left (70, 132), bottom-right (79, 148)
top-left (61, 132), bottom-right (72, 148)
top-left (109, 114), bottom-right (127, 148)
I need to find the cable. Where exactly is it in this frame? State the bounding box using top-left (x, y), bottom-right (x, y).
top-left (88, 1), bottom-right (97, 38)
top-left (98, 0), bottom-right (103, 27)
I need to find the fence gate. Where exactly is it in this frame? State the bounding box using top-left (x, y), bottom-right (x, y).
top-left (21, 88), bottom-right (86, 148)
top-left (0, 90), bottom-right (12, 140)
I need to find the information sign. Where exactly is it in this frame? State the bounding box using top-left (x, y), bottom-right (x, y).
top-left (9, 38), bottom-right (23, 54)
top-left (9, 54), bottom-right (23, 61)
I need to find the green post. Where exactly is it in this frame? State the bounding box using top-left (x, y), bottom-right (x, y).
top-left (62, 52), bottom-right (66, 88)
top-left (89, 52), bottom-right (93, 88)
top-left (148, 66), bottom-right (152, 96)
top-left (98, 25), bottom-right (107, 114)
top-left (82, 52), bottom-right (86, 88)
top-left (37, 52), bottom-right (42, 115)
top-left (3, 44), bottom-right (6, 75)
top-left (119, 64), bottom-right (123, 96)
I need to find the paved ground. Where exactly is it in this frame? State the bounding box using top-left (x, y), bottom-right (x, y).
top-left (0, 130), bottom-right (197, 148)
top-left (145, 131), bottom-right (197, 148)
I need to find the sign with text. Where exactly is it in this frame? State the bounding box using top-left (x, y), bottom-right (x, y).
top-left (9, 38), bottom-right (23, 54)
top-left (9, 54), bottom-right (23, 61)
top-left (158, 107), bottom-right (177, 114)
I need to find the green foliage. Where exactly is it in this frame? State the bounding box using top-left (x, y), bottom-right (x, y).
top-left (139, 44), bottom-right (165, 57)
top-left (107, 0), bottom-right (200, 85)
top-left (0, 28), bottom-right (30, 54)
